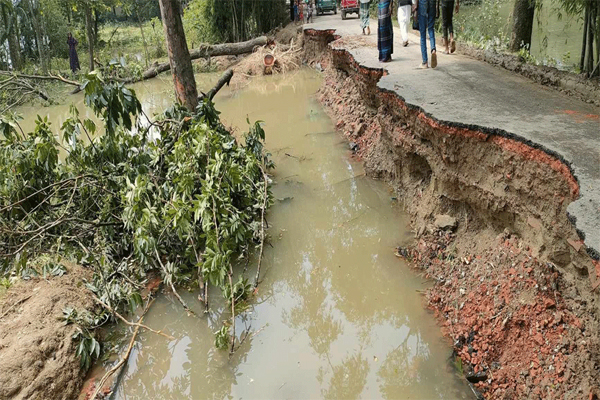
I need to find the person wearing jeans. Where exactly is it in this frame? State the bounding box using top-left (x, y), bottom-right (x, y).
top-left (397, 0), bottom-right (412, 47)
top-left (412, 0), bottom-right (437, 68)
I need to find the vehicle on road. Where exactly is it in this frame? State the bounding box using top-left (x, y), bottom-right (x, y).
top-left (317, 0), bottom-right (337, 15)
top-left (340, 0), bottom-right (359, 19)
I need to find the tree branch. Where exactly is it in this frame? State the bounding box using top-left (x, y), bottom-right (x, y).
top-left (89, 297), bottom-right (155, 400)
top-left (92, 295), bottom-right (174, 340)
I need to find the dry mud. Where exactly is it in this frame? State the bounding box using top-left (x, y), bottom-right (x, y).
top-left (305, 29), bottom-right (600, 399)
top-left (0, 264), bottom-right (95, 400)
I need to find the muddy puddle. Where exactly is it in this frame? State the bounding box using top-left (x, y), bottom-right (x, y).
top-left (17, 69), bottom-right (474, 398)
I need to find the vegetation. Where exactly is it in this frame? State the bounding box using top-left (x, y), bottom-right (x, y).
top-left (0, 0), bottom-right (288, 72)
top-left (555, 0), bottom-right (600, 76)
top-left (183, 0), bottom-right (288, 44)
top-left (0, 0), bottom-right (289, 112)
top-left (0, 72), bottom-right (273, 355)
top-left (452, 0), bottom-right (598, 74)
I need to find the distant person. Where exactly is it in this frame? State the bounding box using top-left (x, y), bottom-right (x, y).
top-left (377, 0), bottom-right (393, 62)
top-left (413, 0), bottom-right (437, 68)
top-left (441, 0), bottom-right (458, 53)
top-left (302, 0), bottom-right (307, 22)
top-left (360, 0), bottom-right (371, 35)
top-left (294, 1), bottom-right (298, 21)
top-left (397, 0), bottom-right (412, 46)
top-left (307, 0), bottom-right (314, 22)
top-left (67, 32), bottom-right (80, 73)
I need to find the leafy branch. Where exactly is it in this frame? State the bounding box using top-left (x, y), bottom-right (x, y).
top-left (0, 71), bottom-right (273, 362)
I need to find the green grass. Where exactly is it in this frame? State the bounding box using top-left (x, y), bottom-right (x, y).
top-left (97, 19), bottom-right (168, 68)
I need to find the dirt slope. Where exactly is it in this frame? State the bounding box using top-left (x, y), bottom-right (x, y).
top-left (0, 264), bottom-right (94, 400)
top-left (307, 30), bottom-right (600, 399)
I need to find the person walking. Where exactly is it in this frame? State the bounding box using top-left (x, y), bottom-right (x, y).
top-left (294, 1), bottom-right (298, 22)
top-left (67, 33), bottom-right (80, 73)
top-left (360, 0), bottom-right (371, 35)
top-left (302, 0), bottom-right (308, 23)
top-left (397, 0), bottom-right (412, 46)
top-left (441, 0), bottom-right (458, 53)
top-left (377, 0), bottom-right (393, 62)
top-left (413, 0), bottom-right (437, 68)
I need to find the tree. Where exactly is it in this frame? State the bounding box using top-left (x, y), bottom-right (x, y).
top-left (23, 0), bottom-right (48, 73)
top-left (580, 0), bottom-right (599, 76)
top-left (184, 0), bottom-right (287, 44)
top-left (0, 0), bottom-right (22, 70)
top-left (159, 0), bottom-right (198, 111)
top-left (555, 0), bottom-right (599, 77)
top-left (509, 0), bottom-right (536, 52)
top-left (84, 3), bottom-right (95, 70)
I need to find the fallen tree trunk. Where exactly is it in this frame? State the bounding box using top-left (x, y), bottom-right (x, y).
top-left (125, 36), bottom-right (268, 84)
top-left (0, 71), bottom-right (80, 86)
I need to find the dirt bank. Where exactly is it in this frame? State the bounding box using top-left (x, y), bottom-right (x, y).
top-left (305, 29), bottom-right (600, 399)
top-left (0, 263), bottom-right (95, 400)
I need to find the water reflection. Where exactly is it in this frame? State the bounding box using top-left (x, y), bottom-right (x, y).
top-left (321, 353), bottom-right (370, 400)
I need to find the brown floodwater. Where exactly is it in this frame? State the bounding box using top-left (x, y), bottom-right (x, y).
top-left (17, 69), bottom-right (474, 399)
top-left (13, 73), bottom-right (219, 137)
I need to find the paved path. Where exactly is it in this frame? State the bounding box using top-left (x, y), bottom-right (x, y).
top-left (305, 14), bottom-right (600, 258)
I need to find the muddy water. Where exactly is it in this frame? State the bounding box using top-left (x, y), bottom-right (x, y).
top-left (13, 73), bottom-right (220, 136)
top-left (14, 69), bottom-right (473, 398)
top-left (82, 69), bottom-right (471, 399)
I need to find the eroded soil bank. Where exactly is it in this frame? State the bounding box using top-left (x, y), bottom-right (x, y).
top-left (304, 29), bottom-right (600, 399)
top-left (0, 264), bottom-right (95, 400)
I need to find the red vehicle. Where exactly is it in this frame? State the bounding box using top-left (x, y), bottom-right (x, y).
top-left (341, 0), bottom-right (359, 19)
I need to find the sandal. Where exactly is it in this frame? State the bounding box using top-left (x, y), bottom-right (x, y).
top-left (431, 51), bottom-right (437, 68)
top-left (417, 62), bottom-right (429, 69)
top-left (450, 40), bottom-right (456, 53)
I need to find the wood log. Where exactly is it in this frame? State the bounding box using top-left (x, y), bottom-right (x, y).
top-left (73, 37), bottom-right (266, 94)
top-left (125, 36), bottom-right (268, 84)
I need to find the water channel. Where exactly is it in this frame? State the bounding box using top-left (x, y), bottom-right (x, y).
top-left (17, 69), bottom-right (474, 399)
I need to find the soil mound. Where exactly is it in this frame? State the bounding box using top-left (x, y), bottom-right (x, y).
top-left (0, 264), bottom-right (94, 400)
